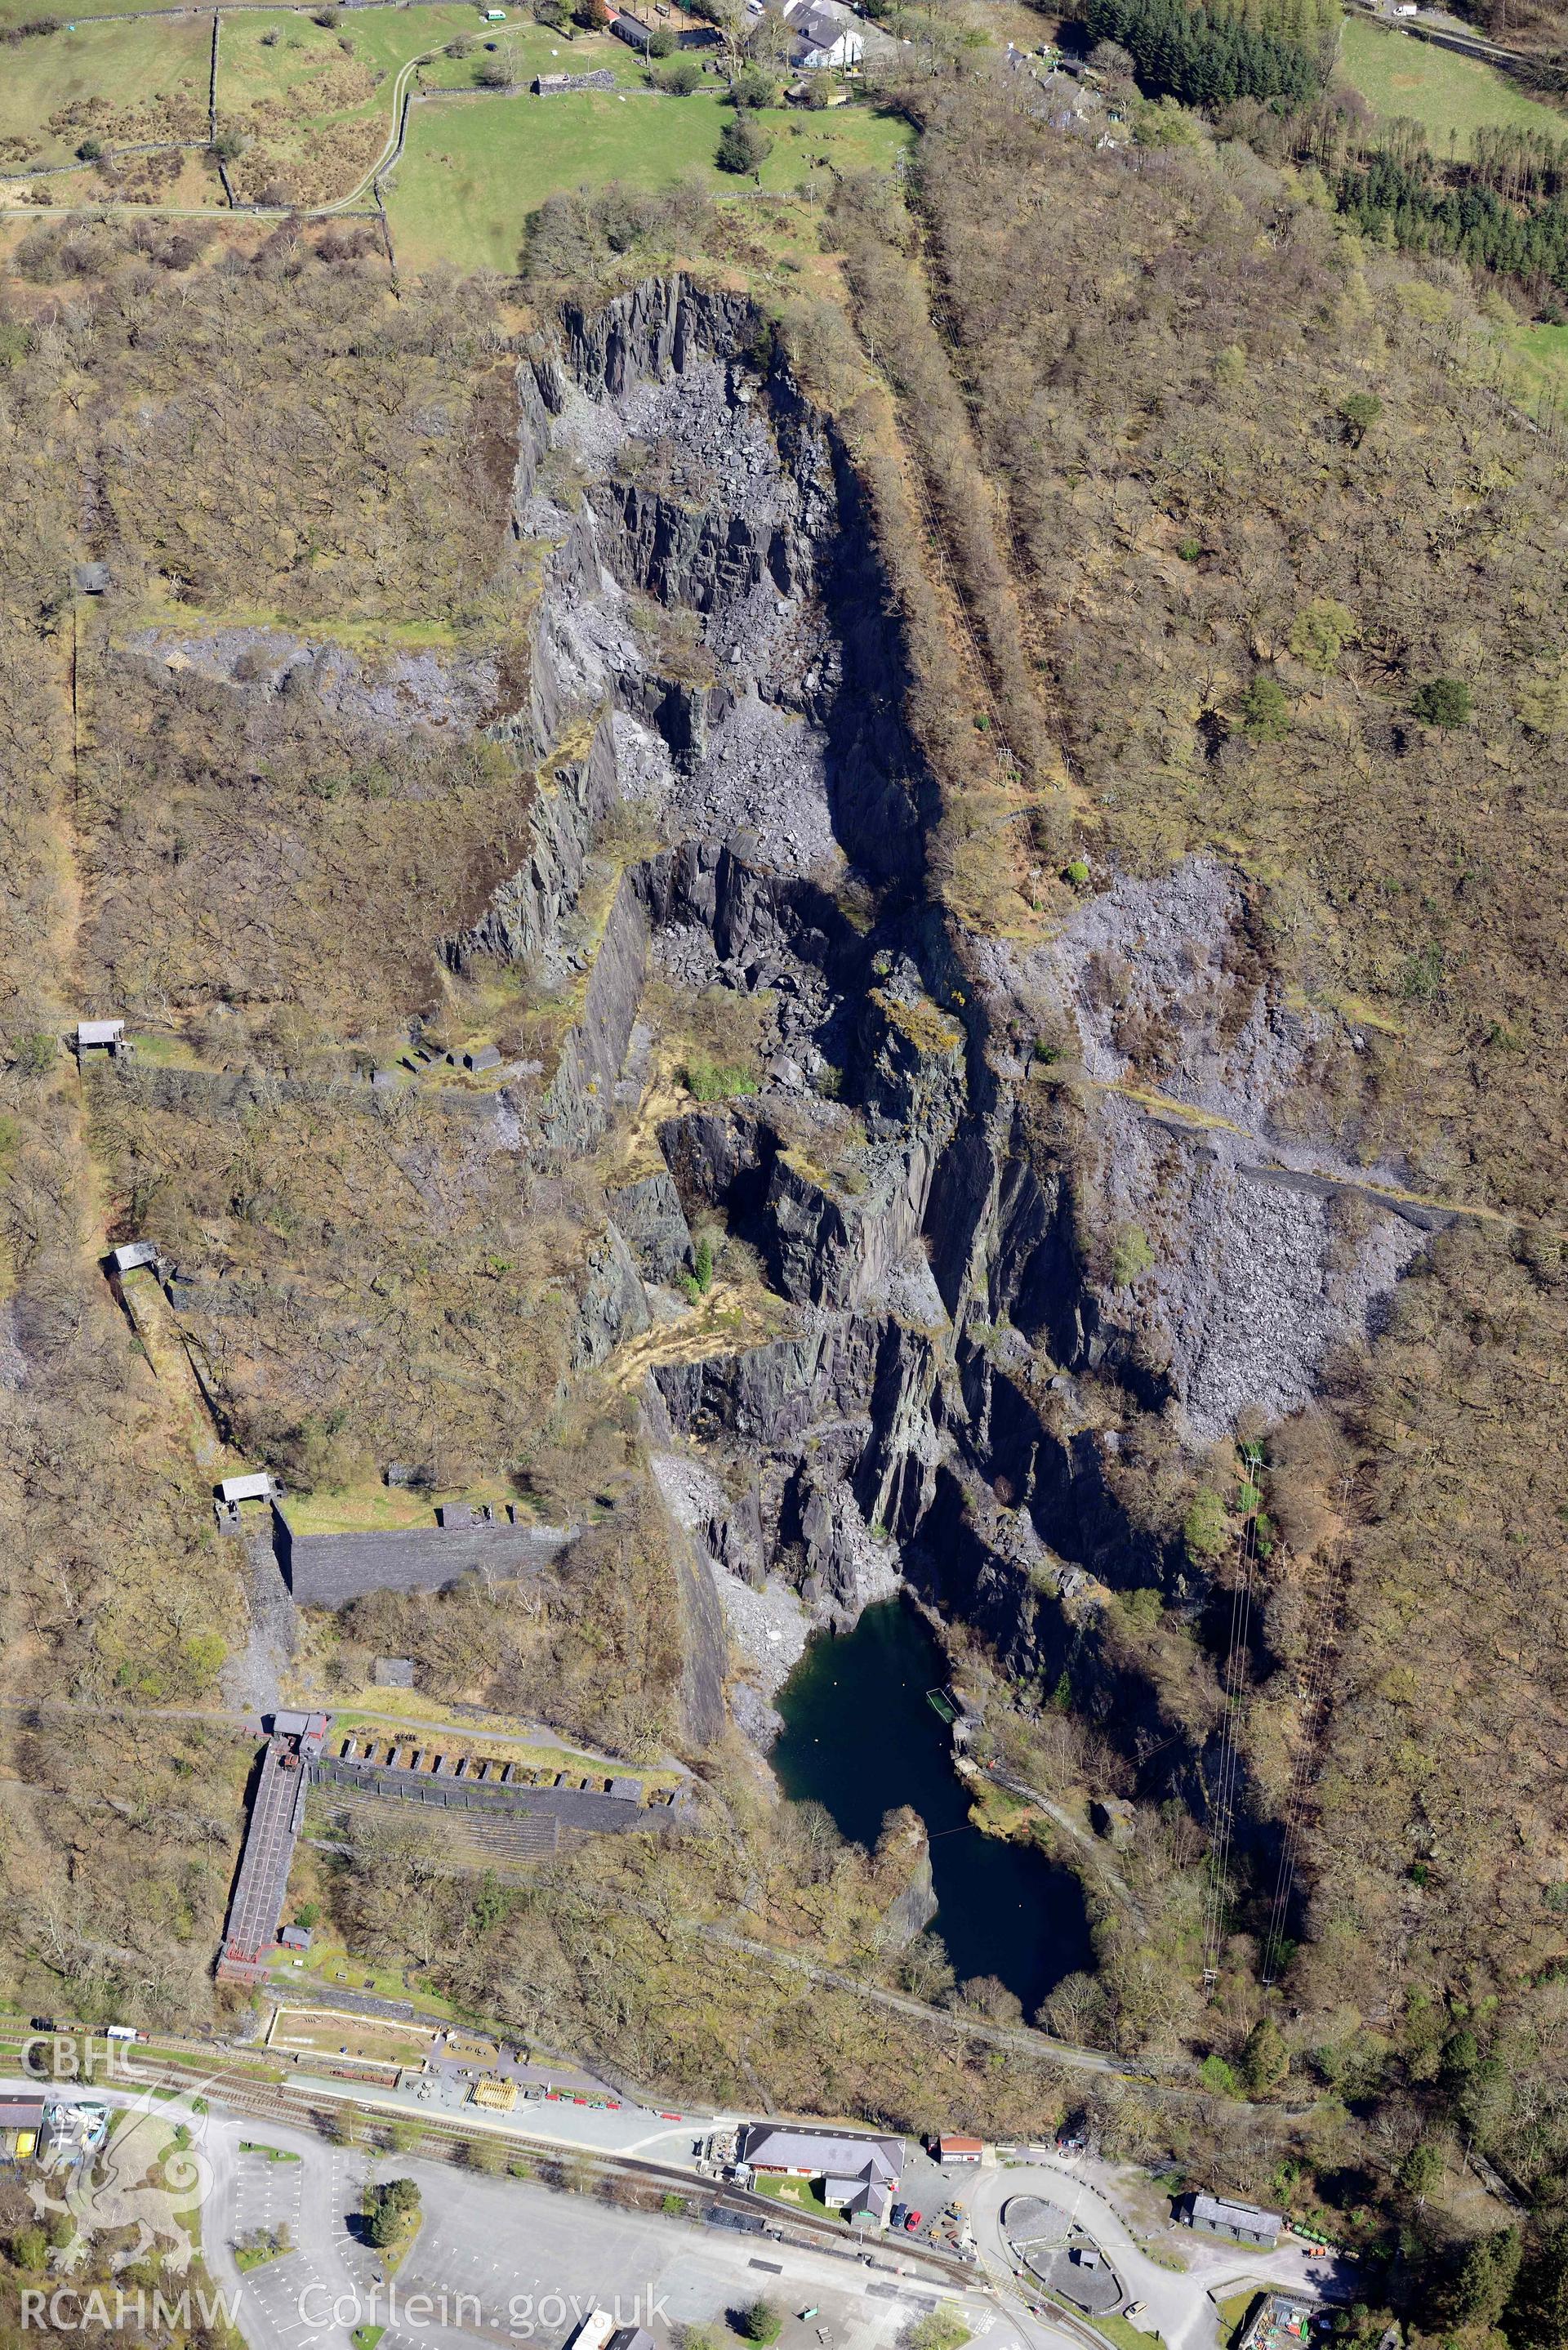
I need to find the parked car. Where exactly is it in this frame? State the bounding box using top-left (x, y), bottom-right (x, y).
top-left (904, 2210), bottom-right (923, 2232)
top-left (890, 2204), bottom-right (909, 2227)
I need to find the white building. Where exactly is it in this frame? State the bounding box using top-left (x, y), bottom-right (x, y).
top-left (218, 1472), bottom-right (279, 1505)
top-left (757, 0), bottom-right (898, 69)
top-left (107, 1240), bottom-right (161, 1274)
top-left (76, 1018), bottom-right (125, 1054)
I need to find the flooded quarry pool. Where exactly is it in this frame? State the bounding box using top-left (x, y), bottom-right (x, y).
top-left (771, 1597), bottom-right (1092, 2019)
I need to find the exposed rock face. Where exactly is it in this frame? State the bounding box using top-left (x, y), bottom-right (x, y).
top-left (457, 276), bottom-right (1428, 1800)
top-left (127, 625), bottom-right (501, 734)
top-left (873, 1811), bottom-right (940, 1951)
top-left (446, 709), bottom-right (620, 974)
top-left (608, 1171), bottom-right (694, 1285)
top-left (1025, 859), bottom-right (1426, 1438)
top-left (572, 1222), bottom-right (651, 1372)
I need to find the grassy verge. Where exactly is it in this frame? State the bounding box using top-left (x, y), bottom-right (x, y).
top-left (1214, 2290), bottom-right (1263, 2348)
top-left (384, 89), bottom-right (913, 275)
top-left (1076, 2315), bottom-right (1166, 2350)
top-left (283, 1478), bottom-right (520, 1536)
top-left (1337, 15), bottom-right (1566, 139)
top-left (0, 0), bottom-right (143, 23)
top-left (270, 2011), bottom-right (432, 2066)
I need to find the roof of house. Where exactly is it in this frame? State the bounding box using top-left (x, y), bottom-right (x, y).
top-left (777, 0), bottom-right (893, 51)
top-left (77, 1019), bottom-right (125, 1046)
top-left (940, 2134), bottom-right (985, 2155)
top-left (1189, 2191), bottom-right (1282, 2233)
top-left (0, 2102), bottom-right (46, 2127)
top-left (791, 6), bottom-right (858, 50)
top-left (739, 2123), bottom-right (904, 2182)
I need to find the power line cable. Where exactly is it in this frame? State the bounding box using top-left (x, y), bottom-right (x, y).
top-left (1200, 1462), bottom-right (1262, 1991)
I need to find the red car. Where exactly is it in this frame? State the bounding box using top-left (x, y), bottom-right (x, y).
top-left (904, 2211), bottom-right (923, 2232)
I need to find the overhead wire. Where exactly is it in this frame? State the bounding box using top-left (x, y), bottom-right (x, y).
top-left (1200, 1456), bottom-right (1263, 1991)
top-left (1258, 1405), bottom-right (1360, 1987)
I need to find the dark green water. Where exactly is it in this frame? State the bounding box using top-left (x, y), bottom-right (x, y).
top-left (772, 1595), bottom-right (1092, 2018)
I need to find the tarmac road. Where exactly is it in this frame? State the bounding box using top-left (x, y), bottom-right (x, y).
top-left (964, 2152), bottom-right (1356, 2350)
top-left (104, 2090), bottom-right (1042, 2350)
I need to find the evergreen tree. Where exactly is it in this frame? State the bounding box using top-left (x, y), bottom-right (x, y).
top-left (1449, 2227), bottom-right (1521, 2329)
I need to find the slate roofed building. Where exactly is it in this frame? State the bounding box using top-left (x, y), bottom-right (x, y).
top-left (849, 2179), bottom-right (893, 2226)
top-left (765, 0), bottom-right (898, 69)
top-left (1181, 2190), bottom-right (1283, 2248)
top-left (739, 2121), bottom-right (904, 2189)
top-left (0, 2101), bottom-right (46, 2159)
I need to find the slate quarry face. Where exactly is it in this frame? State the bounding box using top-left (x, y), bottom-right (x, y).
top-left (466, 282), bottom-right (1432, 1737)
top-left (514, 283), bottom-right (932, 905)
top-left (179, 272), bottom-right (1433, 1866)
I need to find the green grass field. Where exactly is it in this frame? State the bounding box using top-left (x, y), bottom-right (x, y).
top-left (0, 0), bottom-right (154, 24)
top-left (214, 5), bottom-right (479, 203)
top-left (1338, 15), bottom-right (1567, 144)
top-left (1503, 314), bottom-right (1568, 407)
top-left (0, 14), bottom-right (211, 168)
top-left (416, 22), bottom-right (646, 91)
top-left (385, 87), bottom-right (913, 274)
